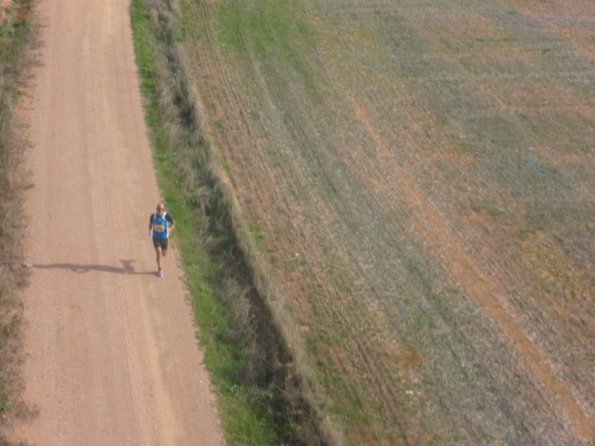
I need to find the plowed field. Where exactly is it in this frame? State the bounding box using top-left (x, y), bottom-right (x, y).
top-left (176, 0), bottom-right (594, 444)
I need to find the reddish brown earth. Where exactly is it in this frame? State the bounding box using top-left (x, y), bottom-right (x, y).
top-left (7, 0), bottom-right (224, 444)
top-left (0, 0), bottom-right (12, 21)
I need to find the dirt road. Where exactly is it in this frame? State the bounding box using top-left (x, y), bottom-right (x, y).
top-left (8, 0), bottom-right (224, 444)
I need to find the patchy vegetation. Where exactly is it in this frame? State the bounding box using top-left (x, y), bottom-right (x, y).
top-left (172, 0), bottom-right (594, 444)
top-left (131, 0), bottom-right (331, 444)
top-left (0, 1), bottom-right (34, 444)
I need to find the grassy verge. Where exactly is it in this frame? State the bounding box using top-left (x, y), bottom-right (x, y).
top-left (130, 1), bottom-right (328, 444)
top-left (0, 1), bottom-right (34, 445)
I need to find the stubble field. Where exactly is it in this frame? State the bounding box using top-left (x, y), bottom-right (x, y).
top-left (175, 0), bottom-right (594, 444)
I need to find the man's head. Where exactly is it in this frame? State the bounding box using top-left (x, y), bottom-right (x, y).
top-left (156, 202), bottom-right (165, 215)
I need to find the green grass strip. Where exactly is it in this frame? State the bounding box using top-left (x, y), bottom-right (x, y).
top-left (130, 1), bottom-right (280, 444)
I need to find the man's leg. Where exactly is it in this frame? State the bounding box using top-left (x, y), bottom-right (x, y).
top-left (155, 246), bottom-right (163, 272)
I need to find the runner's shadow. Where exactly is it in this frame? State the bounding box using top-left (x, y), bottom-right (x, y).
top-left (32, 259), bottom-right (155, 276)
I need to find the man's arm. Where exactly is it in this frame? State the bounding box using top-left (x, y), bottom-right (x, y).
top-left (148, 214), bottom-right (153, 236)
top-left (167, 214), bottom-right (175, 233)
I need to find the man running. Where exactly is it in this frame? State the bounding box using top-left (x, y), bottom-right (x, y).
top-left (149, 202), bottom-right (175, 278)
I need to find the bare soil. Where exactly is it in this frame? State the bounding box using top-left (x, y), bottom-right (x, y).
top-left (6, 0), bottom-right (224, 444)
top-left (0, 0), bottom-right (11, 21)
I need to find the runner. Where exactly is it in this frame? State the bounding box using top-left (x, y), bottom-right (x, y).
top-left (149, 202), bottom-right (175, 277)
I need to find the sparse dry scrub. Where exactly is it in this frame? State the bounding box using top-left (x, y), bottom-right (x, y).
top-left (0, 1), bottom-right (34, 444)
